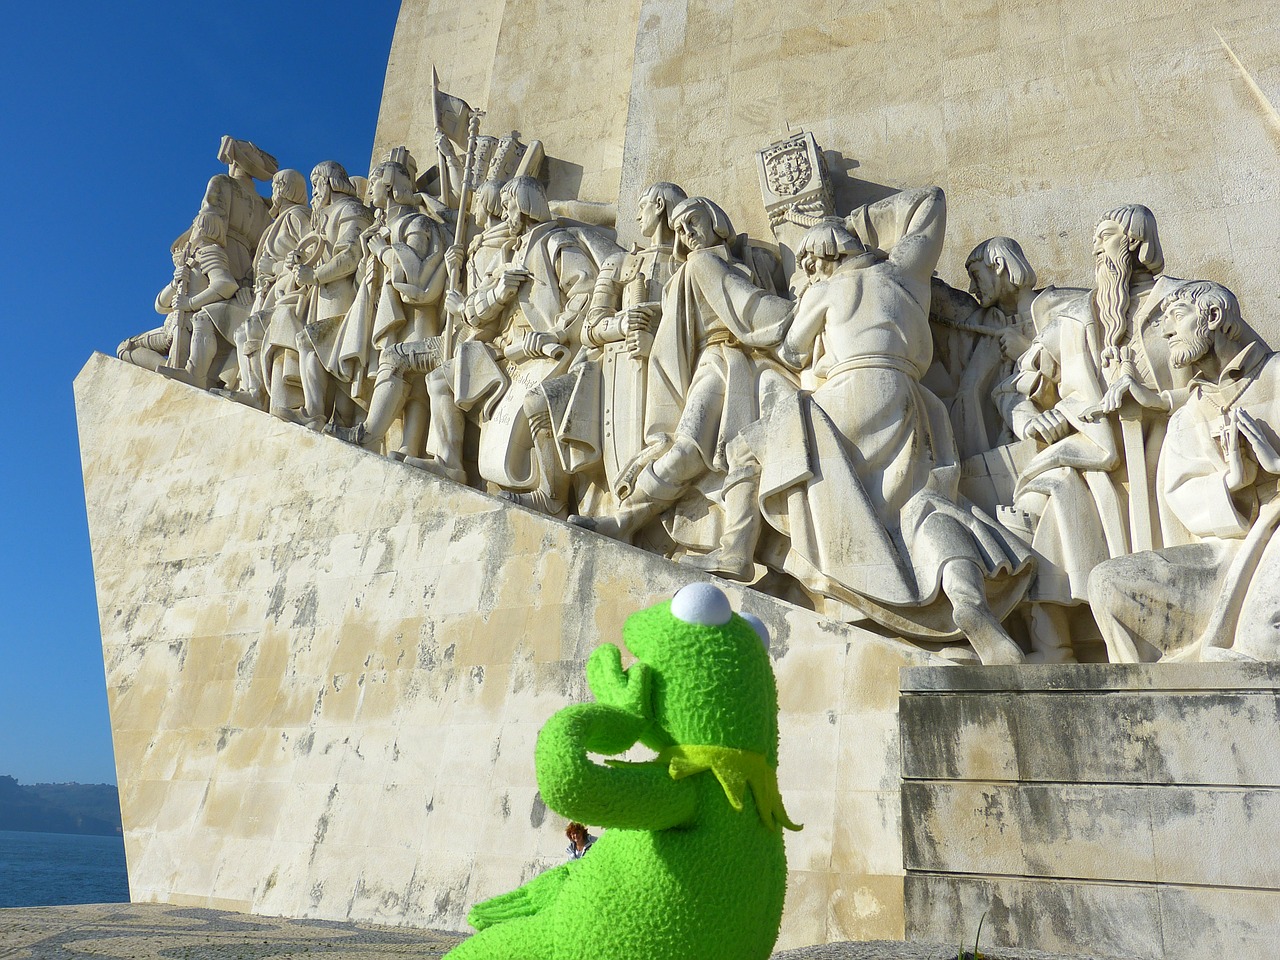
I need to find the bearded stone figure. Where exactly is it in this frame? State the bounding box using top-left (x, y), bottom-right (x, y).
top-left (1086, 281), bottom-right (1280, 663)
top-left (1002, 205), bottom-right (1178, 661)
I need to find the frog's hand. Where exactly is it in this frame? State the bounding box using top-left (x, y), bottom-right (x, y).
top-left (586, 644), bottom-right (652, 720)
top-left (536, 702), bottom-right (697, 830)
top-left (466, 861), bottom-right (576, 931)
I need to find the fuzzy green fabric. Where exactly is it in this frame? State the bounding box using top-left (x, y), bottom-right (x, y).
top-left (445, 596), bottom-right (800, 960)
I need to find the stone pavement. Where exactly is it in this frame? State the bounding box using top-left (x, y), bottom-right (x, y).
top-left (0, 903), bottom-right (1112, 960)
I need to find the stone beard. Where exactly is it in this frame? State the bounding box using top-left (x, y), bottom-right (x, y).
top-left (1094, 245), bottom-right (1132, 356)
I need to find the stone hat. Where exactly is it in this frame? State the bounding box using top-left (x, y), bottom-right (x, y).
top-left (217, 136), bottom-right (279, 182)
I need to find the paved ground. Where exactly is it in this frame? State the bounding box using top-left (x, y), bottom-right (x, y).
top-left (0, 903), bottom-right (1110, 960)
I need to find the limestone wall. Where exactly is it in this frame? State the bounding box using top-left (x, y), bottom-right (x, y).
top-left (375, 0), bottom-right (1280, 340)
top-left (900, 664), bottom-right (1280, 959)
top-left (75, 353), bottom-right (942, 947)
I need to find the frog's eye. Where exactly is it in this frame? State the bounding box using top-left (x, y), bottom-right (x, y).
top-left (671, 583), bottom-right (732, 626)
top-left (740, 612), bottom-right (770, 651)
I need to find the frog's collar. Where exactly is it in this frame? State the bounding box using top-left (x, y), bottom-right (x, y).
top-left (659, 744), bottom-right (802, 833)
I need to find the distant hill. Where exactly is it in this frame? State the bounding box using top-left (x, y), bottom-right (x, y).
top-left (0, 776), bottom-right (122, 836)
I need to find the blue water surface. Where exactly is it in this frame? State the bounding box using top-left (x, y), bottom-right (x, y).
top-left (0, 829), bottom-right (129, 907)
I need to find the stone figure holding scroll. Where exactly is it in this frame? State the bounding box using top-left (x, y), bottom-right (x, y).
top-left (572, 197), bottom-right (793, 543)
top-left (687, 195), bottom-right (1033, 664)
top-left (1087, 281), bottom-right (1280, 662)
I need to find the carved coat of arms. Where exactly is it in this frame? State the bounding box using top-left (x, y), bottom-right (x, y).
top-left (763, 142), bottom-right (812, 197)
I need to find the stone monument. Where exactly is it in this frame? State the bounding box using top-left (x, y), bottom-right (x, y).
top-left (82, 2), bottom-right (1280, 957)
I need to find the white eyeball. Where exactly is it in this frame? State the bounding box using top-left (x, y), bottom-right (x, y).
top-left (671, 583), bottom-right (732, 626)
top-left (740, 612), bottom-right (770, 650)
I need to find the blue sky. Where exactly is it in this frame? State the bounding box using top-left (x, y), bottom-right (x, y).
top-left (0, 2), bottom-right (402, 784)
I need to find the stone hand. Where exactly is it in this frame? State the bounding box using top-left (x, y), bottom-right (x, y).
top-left (1025, 408), bottom-right (1071, 444)
top-left (1237, 408), bottom-right (1280, 474)
top-left (622, 303), bottom-right (659, 336)
top-left (444, 244), bottom-right (466, 278)
top-left (170, 294), bottom-right (194, 313)
top-left (1085, 375), bottom-right (1169, 421)
top-left (444, 289), bottom-right (464, 318)
top-left (497, 267), bottom-right (529, 302)
top-left (294, 263), bottom-right (317, 286)
top-left (999, 327), bottom-right (1031, 361)
top-left (626, 329), bottom-right (655, 360)
top-left (522, 330), bottom-right (562, 360)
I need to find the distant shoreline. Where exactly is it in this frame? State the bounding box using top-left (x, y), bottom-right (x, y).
top-left (0, 777), bottom-right (122, 838)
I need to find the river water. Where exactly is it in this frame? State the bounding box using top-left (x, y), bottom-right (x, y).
top-left (0, 829), bottom-right (129, 907)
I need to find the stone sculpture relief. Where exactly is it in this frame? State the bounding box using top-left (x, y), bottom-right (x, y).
top-left (115, 94), bottom-right (1280, 666)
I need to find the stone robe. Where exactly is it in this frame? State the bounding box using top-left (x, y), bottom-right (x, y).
top-left (1089, 344), bottom-right (1280, 662)
top-left (449, 221), bottom-right (596, 489)
top-left (256, 201), bottom-right (313, 388)
top-left (643, 244), bottom-right (794, 474)
top-left (743, 187), bottom-right (1032, 638)
top-left (300, 194), bottom-right (375, 384)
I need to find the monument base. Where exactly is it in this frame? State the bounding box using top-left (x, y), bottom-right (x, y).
top-left (901, 663), bottom-right (1280, 959)
top-left (75, 353), bottom-right (943, 947)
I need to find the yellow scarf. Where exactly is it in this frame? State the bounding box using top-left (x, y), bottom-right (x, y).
top-left (657, 744), bottom-right (802, 833)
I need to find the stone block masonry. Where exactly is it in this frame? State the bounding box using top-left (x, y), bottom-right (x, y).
top-left (900, 663), bottom-right (1280, 959)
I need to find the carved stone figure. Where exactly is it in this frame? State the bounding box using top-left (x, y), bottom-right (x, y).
top-left (200, 136), bottom-right (276, 284)
top-left (928, 238), bottom-right (1040, 459)
top-left (326, 159), bottom-right (447, 457)
top-left (118, 210), bottom-right (244, 389)
top-left (687, 199), bottom-right (1033, 665)
top-left (293, 161), bottom-right (375, 429)
top-left (419, 176), bottom-right (596, 496)
top-left (572, 197), bottom-right (793, 543)
top-left (1004, 204), bottom-right (1175, 659)
top-left (541, 182), bottom-right (687, 518)
top-left (248, 170), bottom-right (313, 418)
top-left (1087, 281), bottom-right (1280, 662)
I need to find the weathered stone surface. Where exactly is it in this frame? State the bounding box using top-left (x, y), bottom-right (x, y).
top-left (906, 873), bottom-right (1280, 960)
top-left (75, 354), bottom-right (943, 947)
top-left (900, 665), bottom-right (1280, 957)
top-left (900, 688), bottom-right (1280, 784)
top-left (904, 781), bottom-right (1280, 887)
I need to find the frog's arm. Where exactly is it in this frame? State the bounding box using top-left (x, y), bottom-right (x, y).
top-left (466, 861), bottom-right (578, 931)
top-left (535, 702), bottom-right (697, 830)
